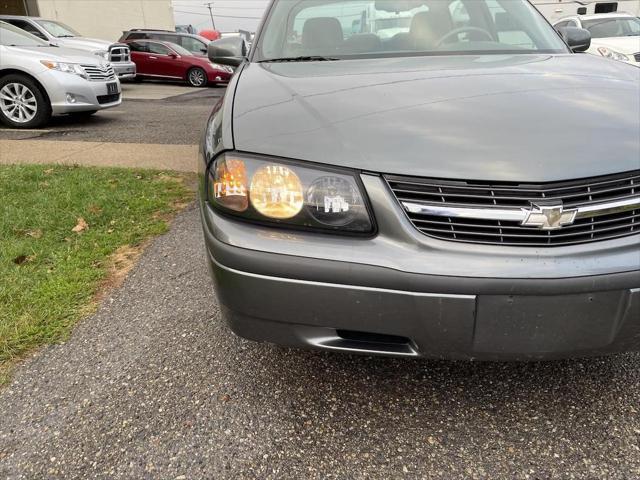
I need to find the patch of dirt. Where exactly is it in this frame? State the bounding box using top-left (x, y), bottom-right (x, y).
top-left (93, 244), bottom-right (147, 303)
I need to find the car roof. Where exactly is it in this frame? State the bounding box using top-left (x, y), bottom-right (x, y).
top-left (124, 30), bottom-right (205, 39)
top-left (0, 15), bottom-right (42, 20)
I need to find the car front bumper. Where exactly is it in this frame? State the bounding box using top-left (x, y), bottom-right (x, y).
top-left (37, 69), bottom-right (122, 114)
top-left (201, 174), bottom-right (640, 361)
top-left (112, 61), bottom-right (137, 79)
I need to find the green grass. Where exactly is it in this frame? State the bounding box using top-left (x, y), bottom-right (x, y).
top-left (0, 164), bottom-right (194, 384)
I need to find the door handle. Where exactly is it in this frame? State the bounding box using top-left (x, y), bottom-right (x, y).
top-left (149, 56), bottom-right (157, 59)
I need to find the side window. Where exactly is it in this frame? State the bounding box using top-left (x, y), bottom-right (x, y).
top-left (128, 41), bottom-right (148, 53)
top-left (6, 20), bottom-right (47, 40)
top-left (147, 42), bottom-right (171, 55)
top-left (181, 36), bottom-right (207, 54)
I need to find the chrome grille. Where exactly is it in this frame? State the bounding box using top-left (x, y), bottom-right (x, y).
top-left (81, 64), bottom-right (116, 82)
top-left (386, 171), bottom-right (640, 247)
top-left (109, 45), bottom-right (130, 63)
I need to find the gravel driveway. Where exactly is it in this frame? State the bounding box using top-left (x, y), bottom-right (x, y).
top-left (1, 205), bottom-right (639, 479)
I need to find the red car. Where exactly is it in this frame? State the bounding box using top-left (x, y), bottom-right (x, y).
top-left (125, 40), bottom-right (233, 87)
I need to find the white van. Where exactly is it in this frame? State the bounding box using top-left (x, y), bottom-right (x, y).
top-left (530, 0), bottom-right (640, 22)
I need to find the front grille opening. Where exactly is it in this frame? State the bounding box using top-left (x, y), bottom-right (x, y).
top-left (97, 93), bottom-right (120, 105)
top-left (336, 329), bottom-right (410, 345)
top-left (386, 170), bottom-right (640, 247)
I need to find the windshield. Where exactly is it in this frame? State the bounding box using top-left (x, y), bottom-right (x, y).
top-left (0, 22), bottom-right (47, 46)
top-left (256, 0), bottom-right (568, 61)
top-left (36, 20), bottom-right (80, 38)
top-left (582, 17), bottom-right (640, 38)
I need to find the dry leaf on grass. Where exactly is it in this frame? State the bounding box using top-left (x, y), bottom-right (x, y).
top-left (71, 217), bottom-right (88, 234)
top-left (26, 229), bottom-right (43, 239)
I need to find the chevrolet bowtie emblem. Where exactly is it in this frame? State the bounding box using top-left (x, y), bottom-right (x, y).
top-left (521, 202), bottom-right (577, 230)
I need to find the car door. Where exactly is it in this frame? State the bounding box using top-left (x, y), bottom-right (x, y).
top-left (145, 42), bottom-right (183, 78)
top-left (128, 41), bottom-right (154, 75)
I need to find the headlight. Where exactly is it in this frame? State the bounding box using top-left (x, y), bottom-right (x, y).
top-left (40, 60), bottom-right (88, 79)
top-left (208, 153), bottom-right (374, 234)
top-left (210, 63), bottom-right (234, 74)
top-left (597, 47), bottom-right (630, 62)
top-left (93, 50), bottom-right (109, 60)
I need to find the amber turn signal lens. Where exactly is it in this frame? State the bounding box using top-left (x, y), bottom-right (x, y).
top-left (212, 158), bottom-right (249, 212)
top-left (250, 165), bottom-right (304, 219)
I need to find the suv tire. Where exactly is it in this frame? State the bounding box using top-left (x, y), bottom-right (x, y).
top-left (0, 74), bottom-right (52, 129)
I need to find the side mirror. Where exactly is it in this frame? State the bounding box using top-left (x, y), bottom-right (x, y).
top-left (557, 26), bottom-right (591, 52)
top-left (208, 37), bottom-right (247, 67)
top-left (168, 52), bottom-right (178, 59)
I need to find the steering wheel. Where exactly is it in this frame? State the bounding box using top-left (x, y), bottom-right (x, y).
top-left (436, 26), bottom-right (494, 48)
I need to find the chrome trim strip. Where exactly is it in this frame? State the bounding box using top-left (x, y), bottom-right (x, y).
top-left (401, 196), bottom-right (640, 222)
top-left (307, 336), bottom-right (419, 357)
top-left (574, 196), bottom-right (640, 219)
top-left (210, 255), bottom-right (476, 299)
top-left (403, 202), bottom-right (527, 221)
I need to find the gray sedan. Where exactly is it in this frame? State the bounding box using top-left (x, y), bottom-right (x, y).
top-left (199, 0), bottom-right (640, 361)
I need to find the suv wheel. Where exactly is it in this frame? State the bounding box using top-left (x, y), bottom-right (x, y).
top-left (0, 74), bottom-right (52, 129)
top-left (187, 67), bottom-right (207, 87)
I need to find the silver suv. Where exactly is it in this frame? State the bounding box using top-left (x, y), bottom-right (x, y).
top-left (0, 15), bottom-right (136, 79)
top-left (0, 22), bottom-right (121, 128)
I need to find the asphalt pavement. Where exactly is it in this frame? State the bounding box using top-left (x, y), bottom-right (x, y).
top-left (0, 83), bottom-right (221, 172)
top-left (0, 83), bottom-right (223, 145)
top-left (1, 205), bottom-right (639, 479)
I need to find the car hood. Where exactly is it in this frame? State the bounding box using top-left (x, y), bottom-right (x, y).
top-left (54, 37), bottom-right (113, 51)
top-left (590, 36), bottom-right (640, 55)
top-left (232, 54), bottom-right (640, 182)
top-left (6, 45), bottom-right (107, 64)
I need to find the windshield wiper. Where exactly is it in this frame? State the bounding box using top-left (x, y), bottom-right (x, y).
top-left (259, 55), bottom-right (340, 63)
top-left (56, 35), bottom-right (75, 38)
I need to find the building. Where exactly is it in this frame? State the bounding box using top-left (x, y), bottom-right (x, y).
top-left (0, 0), bottom-right (175, 41)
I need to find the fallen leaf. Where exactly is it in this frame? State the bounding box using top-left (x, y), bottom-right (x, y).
top-left (26, 229), bottom-right (43, 239)
top-left (71, 217), bottom-right (88, 233)
top-left (88, 205), bottom-right (102, 215)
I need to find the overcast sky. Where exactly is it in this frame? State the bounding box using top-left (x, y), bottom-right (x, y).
top-left (171, 0), bottom-right (270, 33)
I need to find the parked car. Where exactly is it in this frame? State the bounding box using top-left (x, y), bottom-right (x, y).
top-left (125, 40), bottom-right (233, 87)
top-left (554, 13), bottom-right (640, 65)
top-left (200, 0), bottom-right (640, 360)
top-left (0, 15), bottom-right (136, 79)
top-left (119, 29), bottom-right (211, 56)
top-left (531, 0), bottom-right (640, 23)
top-left (0, 21), bottom-right (121, 128)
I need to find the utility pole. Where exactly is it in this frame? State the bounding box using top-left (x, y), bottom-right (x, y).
top-left (204, 2), bottom-right (216, 30)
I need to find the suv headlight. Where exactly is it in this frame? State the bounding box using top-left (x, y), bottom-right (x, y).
top-left (40, 60), bottom-right (88, 79)
top-left (597, 47), bottom-right (630, 62)
top-left (207, 153), bottom-right (375, 234)
top-left (93, 50), bottom-right (109, 60)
